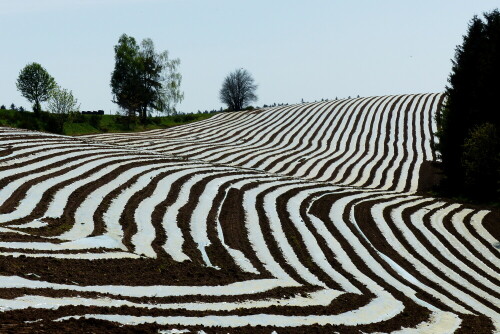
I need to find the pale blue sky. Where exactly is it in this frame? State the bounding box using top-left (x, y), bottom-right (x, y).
top-left (1, 0), bottom-right (498, 113)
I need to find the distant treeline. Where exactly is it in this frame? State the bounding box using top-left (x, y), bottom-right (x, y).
top-left (0, 103), bottom-right (26, 112)
top-left (0, 106), bottom-right (214, 136)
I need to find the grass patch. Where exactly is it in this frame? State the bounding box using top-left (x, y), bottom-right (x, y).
top-left (63, 122), bottom-right (101, 136)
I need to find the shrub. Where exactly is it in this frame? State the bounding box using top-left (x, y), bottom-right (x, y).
top-left (71, 112), bottom-right (86, 123)
top-left (173, 114), bottom-right (195, 123)
top-left (17, 115), bottom-right (39, 131)
top-left (45, 116), bottom-right (64, 134)
top-left (40, 112), bottom-right (64, 134)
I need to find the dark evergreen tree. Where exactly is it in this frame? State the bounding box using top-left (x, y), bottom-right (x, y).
top-left (437, 9), bottom-right (500, 199)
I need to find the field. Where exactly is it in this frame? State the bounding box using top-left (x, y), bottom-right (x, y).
top-left (0, 94), bottom-right (498, 333)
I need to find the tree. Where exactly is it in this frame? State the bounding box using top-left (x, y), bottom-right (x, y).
top-left (219, 68), bottom-right (257, 111)
top-left (462, 123), bottom-right (499, 198)
top-left (10, 103), bottom-right (16, 111)
top-left (436, 9), bottom-right (500, 199)
top-left (44, 86), bottom-right (80, 134)
top-left (47, 86), bottom-right (80, 115)
top-left (16, 63), bottom-right (56, 115)
top-left (110, 34), bottom-right (184, 122)
top-left (155, 50), bottom-right (184, 116)
top-left (110, 34), bottom-right (141, 120)
top-left (0, 105), bottom-right (5, 110)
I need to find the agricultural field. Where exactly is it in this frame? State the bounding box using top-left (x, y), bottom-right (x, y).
top-left (0, 93), bottom-right (498, 333)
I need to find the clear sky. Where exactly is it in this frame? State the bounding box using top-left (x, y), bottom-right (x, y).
top-left (1, 0), bottom-right (499, 114)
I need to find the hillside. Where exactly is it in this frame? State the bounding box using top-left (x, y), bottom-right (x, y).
top-left (83, 94), bottom-right (443, 191)
top-left (0, 94), bottom-right (498, 333)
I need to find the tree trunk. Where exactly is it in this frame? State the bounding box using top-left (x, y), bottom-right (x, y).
top-left (33, 100), bottom-right (41, 116)
top-left (141, 106), bottom-right (147, 124)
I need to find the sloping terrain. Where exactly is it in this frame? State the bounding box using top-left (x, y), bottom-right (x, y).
top-left (0, 94), bottom-right (498, 333)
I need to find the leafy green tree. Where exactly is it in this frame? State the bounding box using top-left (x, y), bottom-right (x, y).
top-left (0, 105), bottom-right (5, 110)
top-left (436, 9), bottom-right (500, 198)
top-left (111, 35), bottom-right (142, 120)
top-left (110, 34), bottom-right (184, 122)
top-left (219, 68), bottom-right (257, 111)
top-left (10, 103), bottom-right (16, 111)
top-left (462, 123), bottom-right (499, 199)
top-left (16, 63), bottom-right (56, 115)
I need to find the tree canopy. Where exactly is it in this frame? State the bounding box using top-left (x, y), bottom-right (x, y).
top-left (436, 9), bottom-right (500, 200)
top-left (48, 86), bottom-right (80, 115)
top-left (16, 63), bottom-right (56, 115)
top-left (110, 34), bottom-right (183, 121)
top-left (219, 68), bottom-right (257, 111)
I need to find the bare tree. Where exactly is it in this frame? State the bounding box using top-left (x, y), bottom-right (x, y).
top-left (219, 68), bottom-right (257, 111)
